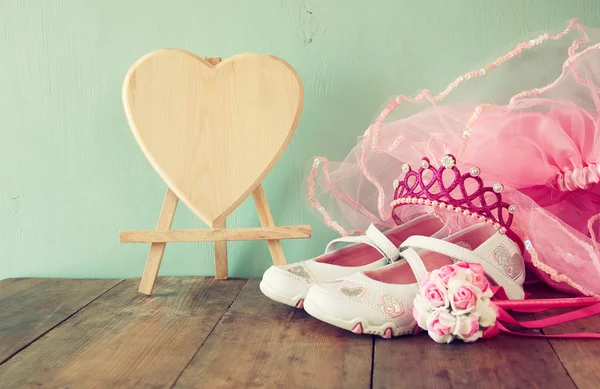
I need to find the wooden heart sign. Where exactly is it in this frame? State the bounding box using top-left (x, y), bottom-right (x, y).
top-left (123, 50), bottom-right (303, 227)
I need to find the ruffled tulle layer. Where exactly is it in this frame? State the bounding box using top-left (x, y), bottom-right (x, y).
top-left (307, 19), bottom-right (600, 296)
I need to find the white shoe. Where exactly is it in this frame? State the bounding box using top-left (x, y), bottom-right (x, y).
top-left (259, 214), bottom-right (449, 308)
top-left (303, 223), bottom-right (525, 338)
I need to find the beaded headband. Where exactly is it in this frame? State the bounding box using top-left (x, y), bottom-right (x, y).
top-left (391, 154), bottom-right (518, 235)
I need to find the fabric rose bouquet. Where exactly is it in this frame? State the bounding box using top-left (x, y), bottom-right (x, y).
top-left (413, 262), bottom-right (498, 343)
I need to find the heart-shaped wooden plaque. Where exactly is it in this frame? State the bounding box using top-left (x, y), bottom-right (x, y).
top-left (123, 50), bottom-right (303, 227)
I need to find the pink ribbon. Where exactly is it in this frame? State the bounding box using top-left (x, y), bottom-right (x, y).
top-left (482, 287), bottom-right (600, 340)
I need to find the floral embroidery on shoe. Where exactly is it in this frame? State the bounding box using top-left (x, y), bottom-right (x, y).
top-left (339, 286), bottom-right (366, 298)
top-left (287, 265), bottom-right (313, 282)
top-left (378, 293), bottom-right (405, 318)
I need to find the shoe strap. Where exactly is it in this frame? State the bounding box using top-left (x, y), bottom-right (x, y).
top-left (400, 235), bottom-right (523, 299)
top-left (398, 247), bottom-right (429, 286)
top-left (325, 224), bottom-right (401, 263)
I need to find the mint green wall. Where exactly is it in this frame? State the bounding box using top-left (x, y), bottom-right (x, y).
top-left (0, 1), bottom-right (597, 279)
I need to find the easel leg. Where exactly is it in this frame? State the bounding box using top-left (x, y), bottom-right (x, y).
top-left (138, 188), bottom-right (179, 295)
top-left (213, 218), bottom-right (228, 279)
top-left (252, 184), bottom-right (287, 266)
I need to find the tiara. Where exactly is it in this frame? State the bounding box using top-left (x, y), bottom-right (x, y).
top-left (391, 154), bottom-right (517, 234)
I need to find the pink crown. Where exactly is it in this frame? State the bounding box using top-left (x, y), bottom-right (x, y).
top-left (391, 154), bottom-right (517, 234)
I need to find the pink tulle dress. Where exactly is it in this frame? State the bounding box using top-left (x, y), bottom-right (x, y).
top-left (307, 19), bottom-right (600, 297)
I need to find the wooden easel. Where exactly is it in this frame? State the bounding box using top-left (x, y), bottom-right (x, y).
top-left (120, 52), bottom-right (311, 295)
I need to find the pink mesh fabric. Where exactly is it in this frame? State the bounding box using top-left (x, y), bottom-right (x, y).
top-left (307, 19), bottom-right (600, 296)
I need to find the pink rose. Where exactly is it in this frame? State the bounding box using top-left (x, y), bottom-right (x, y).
top-left (456, 314), bottom-right (482, 343)
top-left (426, 310), bottom-right (456, 343)
top-left (422, 280), bottom-right (449, 308)
top-left (435, 265), bottom-right (459, 286)
top-left (472, 273), bottom-right (491, 295)
top-left (450, 284), bottom-right (478, 314)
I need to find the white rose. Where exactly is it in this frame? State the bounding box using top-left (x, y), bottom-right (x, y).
top-left (447, 277), bottom-right (481, 296)
top-left (451, 313), bottom-right (472, 336)
top-left (448, 267), bottom-right (469, 283)
top-left (482, 288), bottom-right (494, 299)
top-left (428, 269), bottom-right (443, 284)
top-left (461, 267), bottom-right (474, 283)
top-left (449, 266), bottom-right (475, 283)
top-left (479, 304), bottom-right (498, 328)
top-left (454, 313), bottom-right (483, 343)
top-left (474, 296), bottom-right (490, 314)
top-left (412, 294), bottom-right (431, 329)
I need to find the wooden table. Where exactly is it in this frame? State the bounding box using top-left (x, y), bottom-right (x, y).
top-left (0, 277), bottom-right (598, 389)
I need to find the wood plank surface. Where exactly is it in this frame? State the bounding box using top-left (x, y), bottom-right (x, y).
top-left (538, 315), bottom-right (600, 389)
top-left (173, 279), bottom-right (372, 389)
top-left (0, 278), bottom-right (122, 365)
top-left (4, 278), bottom-right (600, 389)
top-left (372, 312), bottom-right (576, 389)
top-left (0, 277), bottom-right (246, 389)
top-left (531, 287), bottom-right (600, 389)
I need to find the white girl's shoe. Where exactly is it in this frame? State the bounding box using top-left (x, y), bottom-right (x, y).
top-left (302, 223), bottom-right (525, 338)
top-left (259, 214), bottom-right (449, 308)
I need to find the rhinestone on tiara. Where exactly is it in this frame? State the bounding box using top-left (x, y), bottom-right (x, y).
top-left (391, 154), bottom-right (516, 234)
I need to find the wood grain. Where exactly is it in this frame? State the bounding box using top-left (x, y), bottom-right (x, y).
top-left (372, 312), bottom-right (576, 389)
top-left (122, 49), bottom-right (303, 226)
top-left (0, 277), bottom-right (246, 389)
top-left (138, 188), bottom-right (179, 295)
top-left (6, 279), bottom-right (597, 389)
top-left (205, 57), bottom-right (228, 281)
top-left (252, 184), bottom-right (287, 266)
top-left (0, 278), bottom-right (122, 365)
top-left (173, 279), bottom-right (372, 389)
top-left (120, 225), bottom-right (312, 243)
top-left (205, 57), bottom-right (222, 65)
top-left (530, 286), bottom-right (600, 389)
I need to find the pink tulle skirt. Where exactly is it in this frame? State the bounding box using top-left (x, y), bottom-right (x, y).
top-left (307, 19), bottom-right (600, 297)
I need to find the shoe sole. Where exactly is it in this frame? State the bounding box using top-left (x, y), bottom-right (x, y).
top-left (259, 279), bottom-right (306, 309)
top-left (303, 297), bottom-right (419, 339)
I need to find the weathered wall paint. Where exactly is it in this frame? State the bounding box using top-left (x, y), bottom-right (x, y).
top-left (0, 0), bottom-right (598, 279)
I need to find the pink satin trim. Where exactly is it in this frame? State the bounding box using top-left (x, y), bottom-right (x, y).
top-left (554, 163), bottom-right (600, 191)
top-left (482, 287), bottom-right (600, 340)
top-left (483, 303), bottom-right (600, 340)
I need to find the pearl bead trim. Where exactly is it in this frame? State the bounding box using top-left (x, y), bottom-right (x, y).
top-left (392, 196), bottom-right (508, 233)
